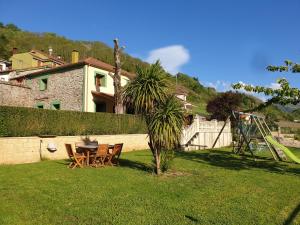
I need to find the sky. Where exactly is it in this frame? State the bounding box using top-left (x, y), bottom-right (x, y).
top-left (0, 0), bottom-right (300, 94)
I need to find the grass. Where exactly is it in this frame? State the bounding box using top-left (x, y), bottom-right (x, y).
top-left (0, 147), bottom-right (300, 225)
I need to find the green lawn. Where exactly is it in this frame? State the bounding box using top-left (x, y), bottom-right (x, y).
top-left (0, 148), bottom-right (300, 225)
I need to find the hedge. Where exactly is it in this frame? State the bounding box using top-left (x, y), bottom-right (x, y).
top-left (0, 106), bottom-right (147, 137)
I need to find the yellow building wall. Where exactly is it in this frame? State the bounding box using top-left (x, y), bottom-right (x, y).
top-left (10, 52), bottom-right (54, 70)
top-left (10, 53), bottom-right (34, 70)
top-left (83, 65), bottom-right (130, 112)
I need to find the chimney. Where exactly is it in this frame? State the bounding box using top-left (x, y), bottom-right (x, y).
top-left (71, 50), bottom-right (79, 63)
top-left (48, 46), bottom-right (53, 56)
top-left (12, 47), bottom-right (18, 55)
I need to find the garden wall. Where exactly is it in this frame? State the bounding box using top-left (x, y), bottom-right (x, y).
top-left (0, 134), bottom-right (148, 164)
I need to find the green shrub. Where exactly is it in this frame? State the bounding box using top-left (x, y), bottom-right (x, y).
top-left (0, 106), bottom-right (147, 137)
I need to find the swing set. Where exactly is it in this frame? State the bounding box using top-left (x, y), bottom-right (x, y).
top-left (212, 111), bottom-right (300, 163)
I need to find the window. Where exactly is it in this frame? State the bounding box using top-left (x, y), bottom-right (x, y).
top-left (39, 78), bottom-right (48, 91)
top-left (94, 73), bottom-right (106, 87)
top-left (95, 102), bottom-right (106, 112)
top-left (51, 101), bottom-right (61, 110)
top-left (36, 103), bottom-right (44, 109)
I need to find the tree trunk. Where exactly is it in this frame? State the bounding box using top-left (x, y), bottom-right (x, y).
top-left (155, 148), bottom-right (161, 175)
top-left (148, 138), bottom-right (161, 175)
top-left (113, 38), bottom-right (124, 114)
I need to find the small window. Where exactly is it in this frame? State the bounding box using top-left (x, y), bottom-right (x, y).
top-left (95, 74), bottom-right (106, 87)
top-left (95, 102), bottom-right (106, 112)
top-left (36, 103), bottom-right (44, 109)
top-left (52, 102), bottom-right (60, 110)
top-left (39, 78), bottom-right (48, 91)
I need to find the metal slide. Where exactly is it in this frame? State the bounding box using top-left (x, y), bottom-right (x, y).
top-left (265, 135), bottom-right (300, 164)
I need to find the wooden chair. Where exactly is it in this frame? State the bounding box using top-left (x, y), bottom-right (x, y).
top-left (90, 144), bottom-right (109, 167)
top-left (65, 144), bottom-right (86, 169)
top-left (107, 143), bottom-right (123, 166)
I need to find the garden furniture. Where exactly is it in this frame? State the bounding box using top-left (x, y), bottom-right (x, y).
top-left (75, 144), bottom-right (98, 165)
top-left (106, 143), bottom-right (123, 166)
top-left (75, 142), bottom-right (85, 153)
top-left (90, 144), bottom-right (109, 167)
top-left (65, 144), bottom-right (86, 169)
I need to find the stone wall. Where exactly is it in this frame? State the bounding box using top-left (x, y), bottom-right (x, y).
top-left (0, 81), bottom-right (33, 107)
top-left (0, 134), bottom-right (149, 165)
top-left (29, 67), bottom-right (84, 110)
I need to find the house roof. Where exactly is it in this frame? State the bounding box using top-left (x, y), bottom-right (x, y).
top-left (0, 65), bottom-right (52, 75)
top-left (29, 49), bottom-right (66, 64)
top-left (10, 57), bottom-right (135, 80)
top-left (0, 59), bottom-right (11, 64)
top-left (91, 91), bottom-right (114, 102)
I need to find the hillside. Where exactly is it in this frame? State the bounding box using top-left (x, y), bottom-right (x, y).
top-left (0, 22), bottom-right (292, 119)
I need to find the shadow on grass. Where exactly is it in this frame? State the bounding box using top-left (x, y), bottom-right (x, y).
top-left (55, 159), bottom-right (153, 173)
top-left (118, 158), bottom-right (153, 173)
top-left (284, 202), bottom-right (300, 225)
top-left (55, 160), bottom-right (71, 166)
top-left (176, 149), bottom-right (300, 176)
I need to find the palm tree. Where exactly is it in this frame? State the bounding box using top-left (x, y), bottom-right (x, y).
top-left (124, 61), bottom-right (184, 174)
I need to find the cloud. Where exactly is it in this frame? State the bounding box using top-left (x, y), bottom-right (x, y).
top-left (205, 80), bottom-right (276, 102)
top-left (269, 82), bottom-right (281, 90)
top-left (146, 45), bottom-right (190, 74)
top-left (206, 80), bottom-right (233, 92)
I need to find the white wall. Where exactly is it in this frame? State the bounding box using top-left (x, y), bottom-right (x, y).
top-left (84, 65), bottom-right (130, 112)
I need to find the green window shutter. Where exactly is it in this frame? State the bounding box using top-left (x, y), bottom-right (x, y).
top-left (39, 78), bottom-right (48, 91)
top-left (36, 102), bottom-right (44, 109)
top-left (101, 75), bottom-right (107, 87)
top-left (51, 100), bottom-right (61, 110)
top-left (94, 72), bottom-right (107, 88)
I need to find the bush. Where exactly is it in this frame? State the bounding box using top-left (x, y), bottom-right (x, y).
top-left (0, 106), bottom-right (147, 137)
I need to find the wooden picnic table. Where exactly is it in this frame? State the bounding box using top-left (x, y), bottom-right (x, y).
top-left (76, 144), bottom-right (114, 165)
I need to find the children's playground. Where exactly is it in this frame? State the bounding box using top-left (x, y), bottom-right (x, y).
top-left (214, 111), bottom-right (300, 164)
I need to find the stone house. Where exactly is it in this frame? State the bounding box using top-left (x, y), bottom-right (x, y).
top-left (7, 53), bottom-right (134, 113)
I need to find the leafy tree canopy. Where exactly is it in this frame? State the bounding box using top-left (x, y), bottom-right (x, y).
top-left (206, 91), bottom-right (243, 121)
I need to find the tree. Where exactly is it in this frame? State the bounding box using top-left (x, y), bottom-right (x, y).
top-left (113, 38), bottom-right (124, 114)
top-left (206, 91), bottom-right (243, 121)
top-left (232, 59), bottom-right (300, 110)
top-left (123, 61), bottom-right (184, 175)
top-left (0, 34), bottom-right (9, 59)
top-left (5, 23), bottom-right (20, 31)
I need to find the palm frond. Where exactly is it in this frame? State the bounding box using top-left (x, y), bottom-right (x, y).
top-left (148, 96), bottom-right (184, 150)
top-left (123, 60), bottom-right (167, 115)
